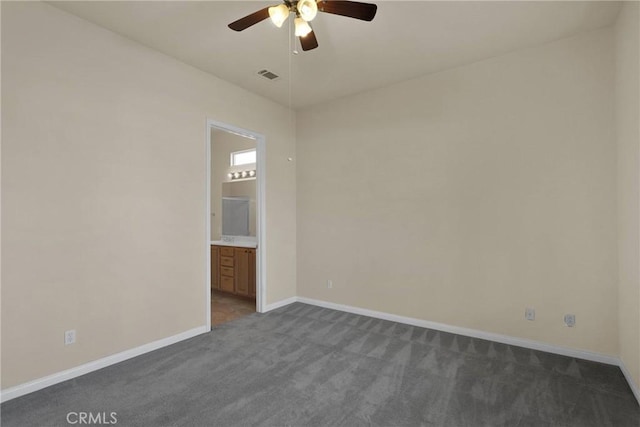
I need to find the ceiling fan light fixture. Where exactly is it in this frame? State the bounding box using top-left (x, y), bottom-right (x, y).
top-left (297, 0), bottom-right (318, 22)
top-left (294, 17), bottom-right (312, 37)
top-left (268, 4), bottom-right (290, 28)
top-left (229, 0), bottom-right (377, 52)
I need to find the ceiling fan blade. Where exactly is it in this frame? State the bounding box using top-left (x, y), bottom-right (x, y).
top-left (228, 7), bottom-right (270, 31)
top-left (300, 30), bottom-right (319, 51)
top-left (317, 1), bottom-right (377, 21)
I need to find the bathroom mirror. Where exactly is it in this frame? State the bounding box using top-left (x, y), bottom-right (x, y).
top-left (220, 181), bottom-right (256, 237)
top-left (222, 197), bottom-right (250, 236)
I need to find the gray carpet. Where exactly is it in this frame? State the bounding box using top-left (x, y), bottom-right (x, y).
top-left (2, 302), bottom-right (639, 426)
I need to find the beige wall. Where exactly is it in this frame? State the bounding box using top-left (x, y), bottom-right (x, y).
top-left (297, 28), bottom-right (618, 356)
top-left (210, 130), bottom-right (256, 240)
top-left (2, 0), bottom-right (636, 397)
top-left (615, 1), bottom-right (640, 391)
top-left (1, 2), bottom-right (296, 389)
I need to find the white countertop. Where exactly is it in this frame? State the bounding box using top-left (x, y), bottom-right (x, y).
top-left (210, 239), bottom-right (257, 248)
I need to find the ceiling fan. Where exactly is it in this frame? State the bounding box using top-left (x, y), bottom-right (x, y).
top-left (228, 0), bottom-right (377, 52)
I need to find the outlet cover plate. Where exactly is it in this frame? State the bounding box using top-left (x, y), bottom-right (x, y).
top-left (564, 314), bottom-right (576, 327)
top-left (525, 308), bottom-right (535, 321)
top-left (65, 330), bottom-right (76, 345)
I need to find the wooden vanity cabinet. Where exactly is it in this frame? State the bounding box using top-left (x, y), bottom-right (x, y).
top-left (211, 245), bottom-right (256, 299)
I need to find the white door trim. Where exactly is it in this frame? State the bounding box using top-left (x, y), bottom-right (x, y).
top-left (206, 119), bottom-right (266, 330)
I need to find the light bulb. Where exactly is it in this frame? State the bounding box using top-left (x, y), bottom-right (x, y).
top-left (227, 173), bottom-right (233, 179)
top-left (297, 0), bottom-right (318, 22)
top-left (233, 172), bottom-right (240, 179)
top-left (294, 17), bottom-right (312, 37)
top-left (249, 170), bottom-right (256, 177)
top-left (241, 171), bottom-right (248, 178)
top-left (268, 4), bottom-right (289, 28)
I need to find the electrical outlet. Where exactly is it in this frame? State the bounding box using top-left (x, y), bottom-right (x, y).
top-left (65, 330), bottom-right (76, 345)
top-left (564, 314), bottom-right (576, 327)
top-left (327, 280), bottom-right (333, 289)
top-left (525, 308), bottom-right (535, 321)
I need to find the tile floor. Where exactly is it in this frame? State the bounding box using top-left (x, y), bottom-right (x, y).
top-left (211, 290), bottom-right (255, 326)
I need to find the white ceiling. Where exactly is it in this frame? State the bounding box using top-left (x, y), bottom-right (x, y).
top-left (50, 1), bottom-right (621, 109)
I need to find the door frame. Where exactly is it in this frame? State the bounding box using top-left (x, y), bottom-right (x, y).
top-left (206, 119), bottom-right (266, 331)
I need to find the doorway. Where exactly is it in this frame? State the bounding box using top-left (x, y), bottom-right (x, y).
top-left (206, 120), bottom-right (265, 330)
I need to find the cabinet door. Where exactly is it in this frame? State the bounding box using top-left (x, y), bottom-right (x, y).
top-left (211, 246), bottom-right (220, 290)
top-left (234, 248), bottom-right (249, 296)
top-left (221, 276), bottom-right (235, 293)
top-left (248, 249), bottom-right (256, 298)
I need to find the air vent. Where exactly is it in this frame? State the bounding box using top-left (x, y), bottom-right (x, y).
top-left (257, 69), bottom-right (280, 81)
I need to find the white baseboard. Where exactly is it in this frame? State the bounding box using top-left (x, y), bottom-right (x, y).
top-left (263, 296), bottom-right (298, 313)
top-left (0, 326), bottom-right (208, 403)
top-left (296, 297), bottom-right (619, 365)
top-left (618, 359), bottom-right (640, 404)
top-left (296, 296), bottom-right (640, 404)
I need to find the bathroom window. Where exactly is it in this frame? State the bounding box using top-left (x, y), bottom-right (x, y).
top-left (230, 149), bottom-right (256, 167)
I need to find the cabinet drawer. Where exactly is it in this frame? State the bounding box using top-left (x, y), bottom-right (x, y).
top-left (220, 276), bottom-right (234, 292)
top-left (220, 247), bottom-right (234, 257)
top-left (220, 256), bottom-right (234, 267)
top-left (221, 266), bottom-right (234, 277)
